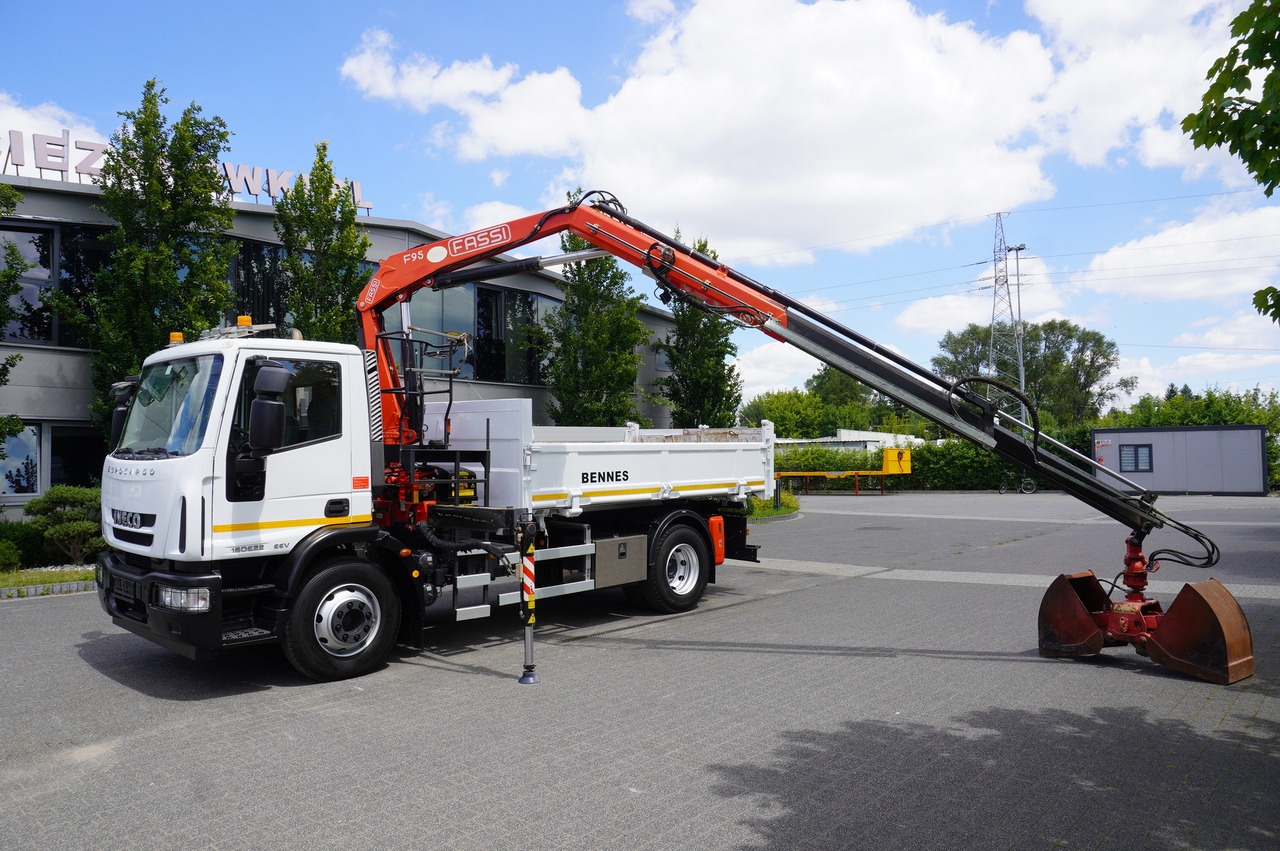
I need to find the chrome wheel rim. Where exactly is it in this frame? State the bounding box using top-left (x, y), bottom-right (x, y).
top-left (313, 583), bottom-right (381, 657)
top-left (665, 543), bottom-right (701, 596)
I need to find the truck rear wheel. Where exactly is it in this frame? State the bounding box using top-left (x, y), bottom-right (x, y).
top-left (283, 559), bottom-right (401, 681)
top-left (631, 525), bottom-right (710, 614)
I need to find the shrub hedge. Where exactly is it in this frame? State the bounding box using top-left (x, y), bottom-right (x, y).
top-left (0, 518), bottom-right (56, 568)
top-left (774, 431), bottom-right (1092, 492)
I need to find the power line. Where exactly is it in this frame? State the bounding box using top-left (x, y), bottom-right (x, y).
top-left (726, 188), bottom-right (1269, 265)
top-left (1118, 342), bottom-right (1280, 352)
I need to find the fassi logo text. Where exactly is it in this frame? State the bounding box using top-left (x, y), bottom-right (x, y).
top-left (448, 225), bottom-right (511, 256)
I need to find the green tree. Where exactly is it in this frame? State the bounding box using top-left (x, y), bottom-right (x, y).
top-left (1037, 320), bottom-right (1137, 426)
top-left (805, 364), bottom-right (873, 409)
top-left (1183, 0), bottom-right (1280, 194)
top-left (61, 79), bottom-right (236, 427)
top-left (652, 234), bottom-right (742, 427)
top-left (0, 184), bottom-right (31, 452)
top-left (1183, 1), bottom-right (1280, 321)
top-left (931, 319), bottom-right (1135, 426)
top-left (273, 141), bottom-right (372, 342)
top-left (805, 364), bottom-right (876, 434)
top-left (739, 388), bottom-right (825, 438)
top-left (541, 191), bottom-right (651, 426)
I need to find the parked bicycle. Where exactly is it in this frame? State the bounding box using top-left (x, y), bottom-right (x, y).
top-left (999, 470), bottom-right (1037, 494)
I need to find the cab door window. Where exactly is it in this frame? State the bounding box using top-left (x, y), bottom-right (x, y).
top-left (226, 358), bottom-right (341, 501)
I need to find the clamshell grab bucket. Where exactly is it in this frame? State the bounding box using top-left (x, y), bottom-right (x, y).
top-left (1038, 570), bottom-right (1254, 684)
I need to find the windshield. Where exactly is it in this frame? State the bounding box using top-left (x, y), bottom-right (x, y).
top-left (116, 354), bottom-right (224, 457)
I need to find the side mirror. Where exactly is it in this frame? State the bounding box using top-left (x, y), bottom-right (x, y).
top-left (108, 377), bottom-right (138, 448)
top-left (247, 365), bottom-right (291, 451)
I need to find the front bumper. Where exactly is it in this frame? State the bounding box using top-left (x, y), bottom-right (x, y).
top-left (97, 549), bottom-right (230, 660)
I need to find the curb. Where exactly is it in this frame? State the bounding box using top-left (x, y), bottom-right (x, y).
top-left (0, 580), bottom-right (96, 599)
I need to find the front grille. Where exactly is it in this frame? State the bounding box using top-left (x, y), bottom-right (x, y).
top-left (114, 529), bottom-right (154, 546)
top-left (122, 552), bottom-right (152, 571)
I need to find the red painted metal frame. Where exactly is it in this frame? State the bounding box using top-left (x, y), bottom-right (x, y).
top-left (356, 201), bottom-right (789, 445)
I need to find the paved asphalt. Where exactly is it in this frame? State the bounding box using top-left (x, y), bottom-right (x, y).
top-left (1, 492), bottom-right (1277, 850)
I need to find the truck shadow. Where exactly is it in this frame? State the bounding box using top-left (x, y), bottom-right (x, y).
top-left (74, 588), bottom-right (673, 697)
top-left (76, 629), bottom-right (312, 699)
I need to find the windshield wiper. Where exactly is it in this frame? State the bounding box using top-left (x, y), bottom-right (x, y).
top-left (115, 446), bottom-right (174, 459)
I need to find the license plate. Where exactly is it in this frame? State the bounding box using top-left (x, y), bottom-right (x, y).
top-left (113, 577), bottom-right (138, 601)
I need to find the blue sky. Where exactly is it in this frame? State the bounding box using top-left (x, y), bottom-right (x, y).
top-left (4, 0), bottom-right (1277, 409)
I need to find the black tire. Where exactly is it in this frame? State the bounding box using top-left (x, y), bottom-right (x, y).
top-left (282, 559), bottom-right (401, 681)
top-left (998, 480), bottom-right (1008, 494)
top-left (1020, 478), bottom-right (1037, 495)
top-left (632, 525), bottom-right (710, 614)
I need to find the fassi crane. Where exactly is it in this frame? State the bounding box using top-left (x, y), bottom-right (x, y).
top-left (358, 190), bottom-right (1254, 685)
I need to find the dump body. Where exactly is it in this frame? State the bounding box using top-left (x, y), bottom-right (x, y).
top-left (424, 398), bottom-right (773, 516)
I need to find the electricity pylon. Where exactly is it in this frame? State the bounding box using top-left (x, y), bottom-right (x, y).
top-left (986, 213), bottom-right (1026, 421)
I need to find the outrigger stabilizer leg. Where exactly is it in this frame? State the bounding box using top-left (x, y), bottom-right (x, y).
top-left (1038, 533), bottom-right (1254, 684)
top-left (518, 540), bottom-right (539, 684)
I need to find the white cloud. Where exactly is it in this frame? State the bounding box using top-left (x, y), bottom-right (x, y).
top-left (1120, 350), bottom-right (1280, 400)
top-left (627, 0), bottom-right (677, 24)
top-left (340, 30), bottom-right (516, 109)
top-left (0, 91), bottom-right (106, 168)
top-left (462, 200), bottom-right (533, 235)
top-left (798, 294), bottom-right (840, 314)
top-left (1075, 206), bottom-right (1280, 300)
top-left (1027, 0), bottom-right (1244, 171)
top-left (417, 192), bottom-right (453, 231)
top-left (343, 0), bottom-right (1058, 261)
top-left (893, 292), bottom-right (994, 335)
top-left (892, 254), bottom-right (1067, 336)
top-left (1170, 311), bottom-right (1280, 350)
top-left (735, 340), bottom-right (822, 400)
top-left (342, 0), bottom-right (1250, 269)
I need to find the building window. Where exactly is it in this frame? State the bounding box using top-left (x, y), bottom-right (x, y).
top-left (1, 425), bottom-right (40, 494)
top-left (0, 422), bottom-right (109, 505)
top-left (2, 227), bottom-right (53, 342)
top-left (233, 240), bottom-right (286, 328)
top-left (1, 223), bottom-right (109, 347)
top-left (475, 286), bottom-right (555, 385)
top-left (230, 240), bottom-right (378, 333)
top-left (1119, 443), bottom-right (1153, 473)
top-left (229, 357), bottom-right (342, 451)
top-left (379, 285), bottom-right (477, 380)
top-left (50, 425), bottom-right (106, 487)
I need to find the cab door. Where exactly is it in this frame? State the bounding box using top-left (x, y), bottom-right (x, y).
top-left (213, 353), bottom-right (357, 559)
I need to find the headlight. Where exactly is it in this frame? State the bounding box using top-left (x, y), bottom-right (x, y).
top-left (156, 585), bottom-right (211, 612)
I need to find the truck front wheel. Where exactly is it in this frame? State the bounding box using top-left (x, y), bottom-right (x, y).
top-left (631, 525), bottom-right (710, 614)
top-left (283, 559), bottom-right (401, 681)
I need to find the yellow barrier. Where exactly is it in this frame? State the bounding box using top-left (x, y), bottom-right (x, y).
top-left (776, 448), bottom-right (911, 495)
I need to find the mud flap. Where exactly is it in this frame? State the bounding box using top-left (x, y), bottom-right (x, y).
top-left (1038, 572), bottom-right (1108, 657)
top-left (1146, 579), bottom-right (1255, 685)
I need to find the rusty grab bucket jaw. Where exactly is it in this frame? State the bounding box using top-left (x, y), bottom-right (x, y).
top-left (1037, 569), bottom-right (1254, 685)
top-left (1146, 578), bottom-right (1254, 685)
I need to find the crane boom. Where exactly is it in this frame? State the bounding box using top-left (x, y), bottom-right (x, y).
top-left (359, 191), bottom-right (1159, 534)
